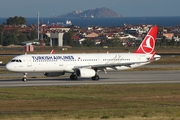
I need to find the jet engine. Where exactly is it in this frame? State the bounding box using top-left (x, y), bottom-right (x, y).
top-left (76, 68), bottom-right (96, 78)
top-left (44, 72), bottom-right (65, 77)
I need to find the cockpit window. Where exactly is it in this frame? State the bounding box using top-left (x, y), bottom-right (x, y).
top-left (11, 60), bottom-right (16, 62)
top-left (11, 59), bottom-right (22, 62)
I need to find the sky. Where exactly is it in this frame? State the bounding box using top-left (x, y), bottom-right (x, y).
top-left (1, 0), bottom-right (180, 18)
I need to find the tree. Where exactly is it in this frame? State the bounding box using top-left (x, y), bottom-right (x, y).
top-left (6, 16), bottom-right (26, 25)
top-left (161, 36), bottom-right (166, 46)
top-left (12, 27), bottom-right (21, 35)
top-left (111, 37), bottom-right (121, 47)
top-left (0, 25), bottom-right (4, 46)
top-left (27, 30), bottom-right (37, 40)
top-left (3, 32), bottom-right (18, 46)
top-left (17, 33), bottom-right (28, 43)
top-left (63, 32), bottom-right (73, 46)
top-left (82, 39), bottom-right (95, 47)
top-left (105, 39), bottom-right (113, 47)
top-left (30, 30), bottom-right (38, 40)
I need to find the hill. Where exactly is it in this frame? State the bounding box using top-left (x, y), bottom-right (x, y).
top-left (57, 7), bottom-right (122, 18)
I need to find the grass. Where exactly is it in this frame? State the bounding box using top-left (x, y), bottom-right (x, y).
top-left (0, 84), bottom-right (180, 120)
top-left (0, 56), bottom-right (14, 64)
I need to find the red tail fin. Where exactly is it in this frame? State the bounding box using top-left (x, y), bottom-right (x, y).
top-left (50, 49), bottom-right (54, 54)
top-left (134, 26), bottom-right (158, 54)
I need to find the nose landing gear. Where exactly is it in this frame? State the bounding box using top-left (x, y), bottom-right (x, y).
top-left (22, 73), bottom-right (27, 82)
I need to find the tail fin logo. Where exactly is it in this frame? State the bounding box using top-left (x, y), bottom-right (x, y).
top-left (134, 26), bottom-right (158, 54)
top-left (141, 35), bottom-right (155, 54)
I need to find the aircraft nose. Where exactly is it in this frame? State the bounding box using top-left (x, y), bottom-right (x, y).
top-left (6, 63), bottom-right (14, 71)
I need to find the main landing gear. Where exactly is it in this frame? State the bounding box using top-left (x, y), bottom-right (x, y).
top-left (22, 73), bottom-right (27, 82)
top-left (70, 73), bottom-right (100, 80)
top-left (92, 68), bottom-right (100, 80)
top-left (70, 73), bottom-right (78, 80)
top-left (91, 74), bottom-right (99, 80)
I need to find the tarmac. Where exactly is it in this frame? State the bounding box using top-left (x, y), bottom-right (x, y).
top-left (0, 64), bottom-right (180, 87)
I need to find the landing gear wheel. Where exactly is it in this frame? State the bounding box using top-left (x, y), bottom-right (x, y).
top-left (22, 78), bottom-right (26, 82)
top-left (92, 75), bottom-right (99, 81)
top-left (22, 73), bottom-right (27, 82)
top-left (70, 74), bottom-right (78, 80)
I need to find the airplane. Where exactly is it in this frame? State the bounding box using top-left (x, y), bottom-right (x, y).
top-left (6, 26), bottom-right (160, 82)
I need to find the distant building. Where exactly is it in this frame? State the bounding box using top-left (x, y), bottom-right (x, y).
top-left (41, 24), bottom-right (70, 46)
top-left (163, 33), bottom-right (174, 40)
top-left (50, 32), bottom-right (64, 46)
top-left (85, 32), bottom-right (99, 38)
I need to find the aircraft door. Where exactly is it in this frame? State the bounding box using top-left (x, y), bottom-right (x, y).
top-left (98, 57), bottom-right (102, 64)
top-left (59, 59), bottom-right (63, 66)
top-left (88, 58), bottom-right (93, 65)
top-left (26, 56), bottom-right (32, 67)
top-left (137, 56), bottom-right (140, 62)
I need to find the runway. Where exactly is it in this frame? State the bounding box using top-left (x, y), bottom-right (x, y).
top-left (0, 69), bottom-right (180, 87)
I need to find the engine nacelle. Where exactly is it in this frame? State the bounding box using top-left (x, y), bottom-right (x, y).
top-left (76, 68), bottom-right (96, 78)
top-left (44, 72), bottom-right (65, 77)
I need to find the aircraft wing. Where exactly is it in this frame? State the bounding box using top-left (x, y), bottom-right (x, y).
top-left (73, 61), bottom-right (149, 70)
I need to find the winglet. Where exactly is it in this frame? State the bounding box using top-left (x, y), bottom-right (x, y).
top-left (50, 49), bottom-right (54, 54)
top-left (134, 26), bottom-right (158, 54)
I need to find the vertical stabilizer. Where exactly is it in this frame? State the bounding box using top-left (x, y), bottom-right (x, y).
top-left (134, 26), bottom-right (158, 54)
top-left (50, 49), bottom-right (54, 54)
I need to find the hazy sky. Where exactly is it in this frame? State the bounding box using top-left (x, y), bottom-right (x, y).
top-left (1, 0), bottom-right (180, 17)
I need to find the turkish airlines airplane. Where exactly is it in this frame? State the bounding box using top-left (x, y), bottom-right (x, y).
top-left (6, 26), bottom-right (160, 81)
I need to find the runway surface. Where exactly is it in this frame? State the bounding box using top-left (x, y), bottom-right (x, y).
top-left (0, 68), bottom-right (180, 87)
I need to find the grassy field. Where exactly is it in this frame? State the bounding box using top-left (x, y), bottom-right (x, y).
top-left (0, 84), bottom-right (180, 120)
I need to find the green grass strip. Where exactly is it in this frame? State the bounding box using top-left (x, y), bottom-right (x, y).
top-left (0, 84), bottom-right (179, 120)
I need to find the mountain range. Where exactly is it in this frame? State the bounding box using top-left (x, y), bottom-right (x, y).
top-left (56, 7), bottom-right (122, 18)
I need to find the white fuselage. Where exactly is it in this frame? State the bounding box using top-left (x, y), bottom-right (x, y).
top-left (6, 53), bottom-right (160, 73)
